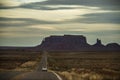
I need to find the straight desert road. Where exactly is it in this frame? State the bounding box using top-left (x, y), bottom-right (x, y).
top-left (35, 51), bottom-right (48, 71)
top-left (0, 71), bottom-right (61, 80)
top-left (0, 51), bottom-right (62, 80)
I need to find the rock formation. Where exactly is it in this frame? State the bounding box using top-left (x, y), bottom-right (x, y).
top-left (36, 35), bottom-right (120, 51)
top-left (0, 35), bottom-right (119, 51)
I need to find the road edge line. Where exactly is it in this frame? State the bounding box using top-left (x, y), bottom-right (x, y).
top-left (51, 71), bottom-right (63, 80)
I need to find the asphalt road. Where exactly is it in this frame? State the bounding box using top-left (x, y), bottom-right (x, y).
top-left (0, 52), bottom-right (62, 80)
top-left (35, 51), bottom-right (47, 71)
top-left (0, 71), bottom-right (61, 80)
top-left (0, 71), bottom-right (25, 80)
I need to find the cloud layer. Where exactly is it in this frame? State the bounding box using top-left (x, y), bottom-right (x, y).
top-left (20, 0), bottom-right (120, 10)
top-left (0, 0), bottom-right (120, 46)
top-left (68, 12), bottom-right (120, 24)
top-left (0, 17), bottom-right (63, 27)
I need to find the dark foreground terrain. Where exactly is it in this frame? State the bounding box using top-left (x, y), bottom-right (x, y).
top-left (0, 50), bottom-right (61, 80)
top-left (48, 51), bottom-right (120, 80)
top-left (0, 50), bottom-right (41, 71)
top-left (0, 50), bottom-right (120, 80)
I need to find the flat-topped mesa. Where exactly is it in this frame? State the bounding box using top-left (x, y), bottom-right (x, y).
top-left (36, 35), bottom-right (120, 51)
top-left (39, 35), bottom-right (90, 51)
top-left (42, 35), bottom-right (87, 45)
top-left (0, 35), bottom-right (120, 51)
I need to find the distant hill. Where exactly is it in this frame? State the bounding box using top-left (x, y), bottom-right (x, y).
top-left (0, 35), bottom-right (120, 51)
top-left (36, 35), bottom-right (120, 51)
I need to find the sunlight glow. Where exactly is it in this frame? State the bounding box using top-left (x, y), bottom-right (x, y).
top-left (15, 0), bottom-right (47, 3)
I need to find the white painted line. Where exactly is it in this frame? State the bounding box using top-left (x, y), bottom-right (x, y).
top-left (52, 71), bottom-right (63, 80)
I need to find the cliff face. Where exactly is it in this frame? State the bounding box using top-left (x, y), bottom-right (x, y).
top-left (37, 35), bottom-right (120, 51)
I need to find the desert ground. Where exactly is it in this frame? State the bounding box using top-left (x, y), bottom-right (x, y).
top-left (0, 50), bottom-right (41, 71)
top-left (0, 50), bottom-right (120, 80)
top-left (48, 51), bottom-right (120, 80)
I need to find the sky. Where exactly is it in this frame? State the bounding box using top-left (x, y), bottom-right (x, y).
top-left (0, 0), bottom-right (120, 46)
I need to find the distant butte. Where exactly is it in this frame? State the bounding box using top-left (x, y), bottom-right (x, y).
top-left (0, 35), bottom-right (120, 51)
top-left (36, 35), bottom-right (120, 51)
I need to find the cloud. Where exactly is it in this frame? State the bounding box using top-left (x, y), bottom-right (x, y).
top-left (16, 0), bottom-right (47, 3)
top-left (0, 17), bottom-right (62, 27)
top-left (67, 12), bottom-right (120, 24)
top-left (20, 5), bottom-right (79, 10)
top-left (19, 0), bottom-right (120, 10)
top-left (0, 0), bottom-right (21, 8)
top-left (0, 0), bottom-right (46, 9)
top-left (1, 0), bottom-right (119, 11)
top-left (20, 4), bottom-right (99, 10)
top-left (0, 11), bottom-right (120, 28)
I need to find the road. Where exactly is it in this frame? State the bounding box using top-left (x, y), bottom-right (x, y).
top-left (0, 72), bottom-right (61, 80)
top-left (35, 51), bottom-right (47, 71)
top-left (0, 51), bottom-right (62, 80)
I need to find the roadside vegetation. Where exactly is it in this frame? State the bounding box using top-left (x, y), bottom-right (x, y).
top-left (0, 50), bottom-right (120, 80)
top-left (48, 52), bottom-right (120, 80)
top-left (0, 50), bottom-right (41, 71)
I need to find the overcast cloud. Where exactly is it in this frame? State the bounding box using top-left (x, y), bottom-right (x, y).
top-left (20, 0), bottom-right (120, 10)
top-left (0, 0), bottom-right (120, 46)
